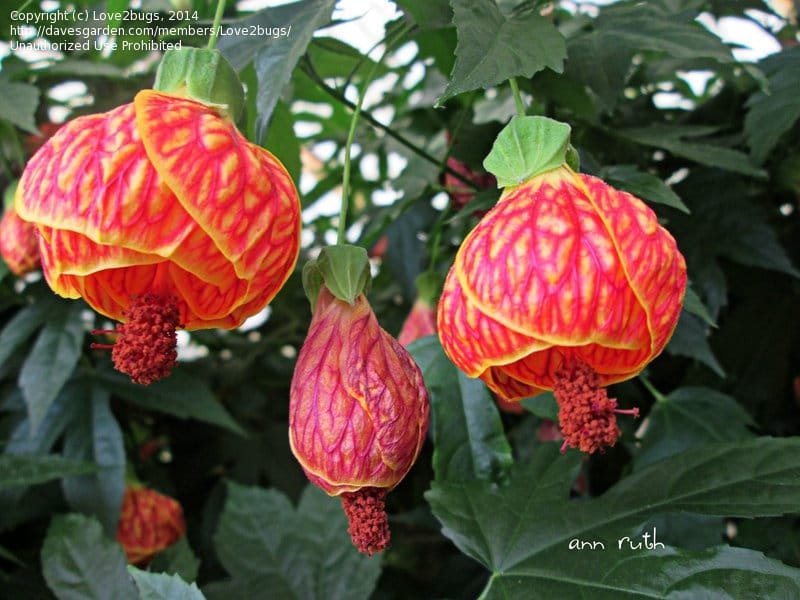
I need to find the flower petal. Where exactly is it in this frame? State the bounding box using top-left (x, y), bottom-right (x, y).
top-left (457, 168), bottom-right (653, 354)
top-left (134, 90), bottom-right (301, 290)
top-left (15, 104), bottom-right (197, 261)
top-left (290, 289), bottom-right (428, 494)
top-left (438, 266), bottom-right (549, 378)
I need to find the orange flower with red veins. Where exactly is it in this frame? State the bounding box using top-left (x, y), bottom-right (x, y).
top-left (290, 278), bottom-right (429, 555)
top-left (0, 203), bottom-right (39, 276)
top-left (438, 117), bottom-right (686, 454)
top-left (15, 50), bottom-right (301, 385)
top-left (116, 485), bottom-right (185, 564)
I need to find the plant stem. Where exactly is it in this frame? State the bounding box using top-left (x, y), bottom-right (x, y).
top-left (639, 375), bottom-right (668, 403)
top-left (338, 52), bottom-right (392, 244)
top-left (207, 0), bottom-right (226, 50)
top-left (509, 78), bottom-right (526, 116)
top-left (300, 62), bottom-right (481, 191)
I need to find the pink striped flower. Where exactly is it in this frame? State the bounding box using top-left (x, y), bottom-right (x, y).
top-left (290, 286), bottom-right (429, 555)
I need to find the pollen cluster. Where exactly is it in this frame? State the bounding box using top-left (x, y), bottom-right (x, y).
top-left (554, 358), bottom-right (639, 454)
top-left (341, 488), bottom-right (390, 556)
top-left (93, 293), bottom-right (180, 385)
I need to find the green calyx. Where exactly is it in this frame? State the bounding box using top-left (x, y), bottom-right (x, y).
top-left (302, 245), bottom-right (372, 308)
top-left (153, 47), bottom-right (244, 121)
top-left (483, 116), bottom-right (576, 188)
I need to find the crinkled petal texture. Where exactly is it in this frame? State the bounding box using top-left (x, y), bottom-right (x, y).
top-left (0, 205), bottom-right (39, 276)
top-left (116, 486), bottom-right (185, 565)
top-left (289, 288), bottom-right (430, 495)
top-left (15, 90), bottom-right (301, 329)
top-left (438, 166), bottom-right (687, 400)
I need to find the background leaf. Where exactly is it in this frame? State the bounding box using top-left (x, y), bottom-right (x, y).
top-left (207, 482), bottom-right (380, 600)
top-left (19, 301), bottom-right (85, 435)
top-left (216, 0), bottom-right (337, 142)
top-left (129, 568), bottom-right (206, 600)
top-left (439, 0), bottom-right (565, 104)
top-left (601, 164), bottom-right (689, 213)
top-left (428, 438), bottom-right (800, 598)
top-left (94, 369), bottom-right (245, 436)
top-left (409, 336), bottom-right (513, 483)
top-left (618, 126), bottom-right (765, 178)
top-left (634, 387), bottom-right (755, 469)
top-left (745, 46), bottom-right (800, 163)
top-left (0, 80), bottom-right (40, 134)
top-left (41, 513), bottom-right (137, 600)
top-left (0, 454), bottom-right (99, 488)
top-left (61, 384), bottom-right (126, 535)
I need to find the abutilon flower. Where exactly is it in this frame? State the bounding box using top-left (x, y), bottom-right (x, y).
top-left (116, 485), bottom-right (185, 564)
top-left (0, 203), bottom-right (39, 276)
top-left (289, 287), bottom-right (429, 555)
top-left (444, 155), bottom-right (496, 210)
top-left (398, 296), bottom-right (437, 347)
top-left (438, 164), bottom-right (686, 454)
top-left (15, 89), bottom-right (301, 384)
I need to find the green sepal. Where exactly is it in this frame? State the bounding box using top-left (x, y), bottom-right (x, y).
top-left (415, 271), bottom-right (443, 306)
top-left (483, 116), bottom-right (572, 187)
top-left (154, 48), bottom-right (244, 121)
top-left (566, 144), bottom-right (581, 172)
top-left (302, 245), bottom-right (372, 308)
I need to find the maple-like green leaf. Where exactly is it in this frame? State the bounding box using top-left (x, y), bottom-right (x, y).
top-left (567, 32), bottom-right (633, 111)
top-left (594, 2), bottom-right (733, 63)
top-left (634, 387), bottom-right (754, 469)
top-left (207, 482), bottom-right (380, 600)
top-left (438, 0), bottom-right (565, 104)
top-left (427, 438), bottom-right (800, 598)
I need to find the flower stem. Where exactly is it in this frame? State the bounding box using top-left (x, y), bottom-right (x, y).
top-left (300, 62), bottom-right (481, 192)
top-left (509, 78), bottom-right (526, 116)
top-left (338, 26), bottom-right (409, 245)
top-left (207, 0), bottom-right (226, 50)
top-left (639, 375), bottom-right (668, 403)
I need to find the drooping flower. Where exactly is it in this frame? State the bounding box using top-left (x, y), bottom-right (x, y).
top-left (15, 50), bottom-right (301, 385)
top-left (116, 485), bottom-right (185, 564)
top-left (438, 123), bottom-right (686, 454)
top-left (289, 285), bottom-right (429, 555)
top-left (0, 203), bottom-right (39, 276)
